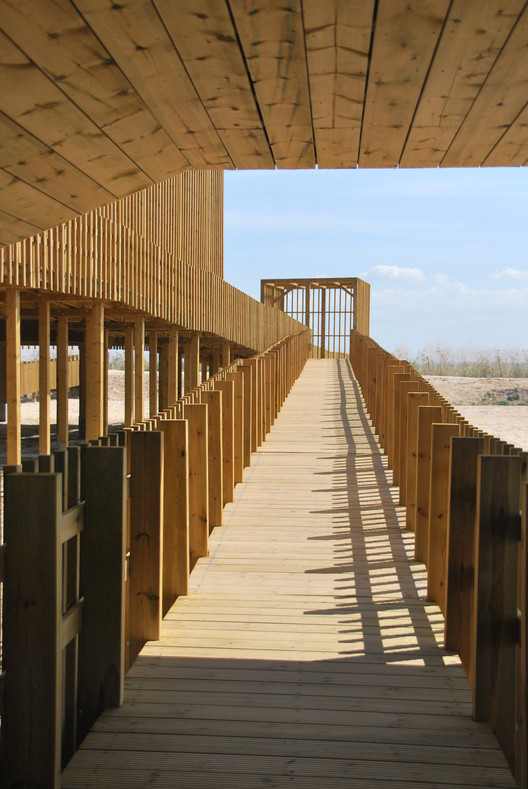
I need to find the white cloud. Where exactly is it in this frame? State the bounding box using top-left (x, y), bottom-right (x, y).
top-left (489, 267), bottom-right (528, 282)
top-left (361, 264), bottom-right (426, 283)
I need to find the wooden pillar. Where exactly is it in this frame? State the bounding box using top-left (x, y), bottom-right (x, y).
top-left (188, 332), bottom-right (200, 390)
top-left (134, 317), bottom-right (145, 425)
top-left (85, 304), bottom-right (104, 442)
top-left (124, 326), bottom-right (134, 427)
top-left (158, 339), bottom-right (169, 411)
top-left (168, 329), bottom-right (179, 405)
top-left (38, 300), bottom-right (51, 455)
top-left (226, 370), bottom-right (244, 484)
top-left (57, 316), bottom-right (69, 447)
top-left (184, 403), bottom-right (209, 568)
top-left (221, 341), bottom-right (231, 370)
top-left (6, 288), bottom-right (21, 466)
top-left (149, 330), bottom-right (158, 418)
top-left (214, 379), bottom-right (234, 504)
top-left (103, 329), bottom-right (109, 436)
top-left (200, 389), bottom-right (223, 531)
top-left (210, 350), bottom-right (220, 376)
top-left (78, 340), bottom-right (86, 441)
top-left (320, 287), bottom-right (326, 359)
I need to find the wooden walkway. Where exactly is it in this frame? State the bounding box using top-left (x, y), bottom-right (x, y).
top-left (62, 359), bottom-right (515, 788)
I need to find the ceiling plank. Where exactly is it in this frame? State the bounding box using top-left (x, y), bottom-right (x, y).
top-left (402, 0), bottom-right (525, 168)
top-left (74, 0), bottom-right (233, 169)
top-left (360, 0), bottom-right (451, 168)
top-left (303, 0), bottom-right (374, 168)
top-left (0, 210), bottom-right (42, 247)
top-left (0, 167), bottom-right (77, 232)
top-left (230, 0), bottom-right (315, 168)
top-left (443, 6), bottom-right (528, 166)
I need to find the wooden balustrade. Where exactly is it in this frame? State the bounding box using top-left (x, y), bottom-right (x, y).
top-left (350, 329), bottom-right (528, 788)
top-left (1, 328), bottom-right (309, 788)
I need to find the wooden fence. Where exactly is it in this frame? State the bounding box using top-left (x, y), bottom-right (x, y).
top-left (1, 329), bottom-right (309, 789)
top-left (350, 329), bottom-right (528, 788)
top-left (19, 355), bottom-right (80, 399)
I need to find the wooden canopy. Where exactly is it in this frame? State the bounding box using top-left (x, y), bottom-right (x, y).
top-left (2, 0), bottom-right (528, 245)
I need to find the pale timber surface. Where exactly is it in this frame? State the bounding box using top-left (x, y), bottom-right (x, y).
top-left (62, 359), bottom-right (515, 788)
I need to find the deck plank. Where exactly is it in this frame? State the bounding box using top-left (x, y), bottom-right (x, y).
top-left (62, 359), bottom-right (515, 788)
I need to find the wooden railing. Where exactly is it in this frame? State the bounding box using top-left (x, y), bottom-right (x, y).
top-left (350, 329), bottom-right (528, 789)
top-left (1, 329), bottom-right (309, 789)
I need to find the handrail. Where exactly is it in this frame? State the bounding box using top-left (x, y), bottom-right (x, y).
top-left (350, 329), bottom-right (528, 789)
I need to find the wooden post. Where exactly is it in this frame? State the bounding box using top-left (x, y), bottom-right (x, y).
top-left (427, 423), bottom-right (460, 613)
top-left (517, 481), bottom-right (528, 788)
top-left (473, 455), bottom-right (521, 774)
top-left (134, 317), bottom-right (145, 425)
top-left (149, 330), bottom-right (158, 417)
top-left (214, 379), bottom-right (234, 504)
top-left (57, 316), bottom-right (69, 447)
top-left (4, 472), bottom-right (62, 788)
top-left (188, 333), bottom-right (200, 390)
top-left (241, 359), bottom-right (258, 454)
top-left (415, 405), bottom-right (443, 564)
top-left (78, 340), bottom-right (86, 441)
top-left (39, 300), bottom-right (51, 455)
top-left (79, 446), bottom-right (127, 740)
top-left (444, 436), bottom-right (485, 679)
top-left (398, 381), bottom-right (419, 502)
top-left (238, 364), bottom-right (253, 466)
top-left (201, 389), bottom-right (223, 531)
top-left (103, 330), bottom-right (109, 437)
top-left (85, 304), bottom-right (105, 442)
top-left (168, 329), bottom-right (179, 405)
top-left (226, 370), bottom-right (244, 484)
top-left (6, 287), bottom-right (21, 466)
top-left (405, 391), bottom-right (429, 529)
top-left (128, 431), bottom-right (164, 666)
top-left (184, 403), bottom-right (209, 569)
top-left (210, 350), bottom-right (220, 375)
top-left (158, 339), bottom-right (169, 411)
top-left (320, 287), bottom-right (326, 358)
top-left (158, 419), bottom-right (189, 612)
top-left (221, 341), bottom-right (231, 369)
top-left (124, 326), bottom-right (134, 428)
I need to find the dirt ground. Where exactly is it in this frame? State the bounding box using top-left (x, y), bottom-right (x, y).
top-left (1, 371), bottom-right (527, 462)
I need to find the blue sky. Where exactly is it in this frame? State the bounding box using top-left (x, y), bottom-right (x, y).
top-left (224, 168), bottom-right (528, 356)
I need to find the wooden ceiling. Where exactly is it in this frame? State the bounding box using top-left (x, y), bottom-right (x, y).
top-left (2, 0), bottom-right (528, 246)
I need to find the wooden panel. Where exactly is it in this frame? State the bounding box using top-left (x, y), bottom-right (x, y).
top-left (74, 0), bottom-right (232, 169)
top-left (231, 0), bottom-right (315, 168)
top-left (443, 6), bottom-right (528, 166)
top-left (360, 0), bottom-right (450, 167)
top-left (402, 0), bottom-right (524, 167)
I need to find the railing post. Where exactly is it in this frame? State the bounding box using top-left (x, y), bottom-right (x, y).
top-left (184, 403), bottom-right (209, 569)
top-left (226, 370), bottom-right (244, 485)
top-left (214, 379), bottom-right (235, 504)
top-left (4, 472), bottom-right (63, 789)
top-left (79, 446), bottom-right (127, 741)
top-left (128, 431), bottom-right (164, 666)
top-left (415, 405), bottom-right (443, 564)
top-left (200, 390), bottom-right (224, 531)
top-left (405, 391), bottom-right (429, 530)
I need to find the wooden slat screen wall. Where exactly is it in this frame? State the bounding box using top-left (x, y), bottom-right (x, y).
top-left (0, 172), bottom-right (302, 352)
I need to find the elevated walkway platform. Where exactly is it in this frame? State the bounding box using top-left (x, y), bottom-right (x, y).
top-left (62, 359), bottom-right (515, 788)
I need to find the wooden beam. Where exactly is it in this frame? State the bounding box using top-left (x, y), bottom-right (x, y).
top-left (6, 288), bottom-right (21, 466)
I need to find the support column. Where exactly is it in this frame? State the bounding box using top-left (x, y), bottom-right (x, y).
top-left (103, 329), bottom-right (109, 436)
top-left (210, 350), bottom-right (220, 376)
top-left (134, 317), bottom-right (145, 424)
top-left (57, 316), bottom-right (69, 447)
top-left (124, 326), bottom-right (134, 427)
top-left (159, 340), bottom-right (169, 411)
top-left (38, 300), bottom-right (51, 455)
top-left (85, 304), bottom-right (104, 442)
top-left (168, 329), bottom-right (179, 405)
top-left (221, 341), bottom-right (231, 370)
top-left (320, 287), bottom-right (326, 359)
top-left (6, 288), bottom-right (21, 466)
top-left (188, 333), bottom-right (200, 390)
top-left (149, 330), bottom-right (158, 417)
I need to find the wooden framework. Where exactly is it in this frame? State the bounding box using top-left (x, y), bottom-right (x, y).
top-left (261, 277), bottom-right (370, 358)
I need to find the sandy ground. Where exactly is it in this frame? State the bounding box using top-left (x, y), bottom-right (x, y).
top-left (1, 371), bottom-right (527, 462)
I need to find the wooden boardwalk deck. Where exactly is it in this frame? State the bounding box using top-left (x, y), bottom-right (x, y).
top-left (62, 359), bottom-right (516, 788)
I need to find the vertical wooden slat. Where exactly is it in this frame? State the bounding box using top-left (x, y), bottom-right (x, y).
top-left (134, 317), bottom-right (145, 425)
top-left (226, 370), bottom-right (244, 484)
top-left (85, 304), bottom-right (105, 442)
top-left (201, 389), bottom-right (223, 532)
top-left (149, 330), bottom-right (158, 417)
top-left (184, 403), bottom-right (209, 569)
top-left (39, 300), bottom-right (51, 454)
top-left (415, 405), bottom-right (443, 564)
top-left (124, 326), bottom-right (134, 428)
top-left (214, 379), bottom-right (234, 505)
top-left (57, 316), bottom-right (69, 447)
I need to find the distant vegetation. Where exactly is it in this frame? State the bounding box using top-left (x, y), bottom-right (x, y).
top-left (391, 344), bottom-right (528, 378)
